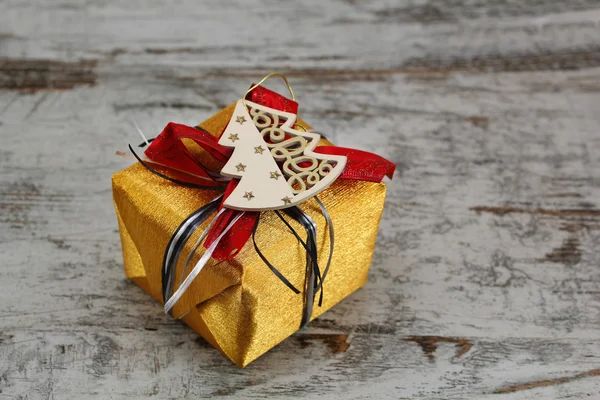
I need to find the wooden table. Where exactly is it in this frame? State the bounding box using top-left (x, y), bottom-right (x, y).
top-left (2, 1), bottom-right (600, 398)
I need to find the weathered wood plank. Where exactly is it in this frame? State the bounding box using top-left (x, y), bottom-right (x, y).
top-left (1, 1), bottom-right (600, 73)
top-left (1, 0), bottom-right (600, 398)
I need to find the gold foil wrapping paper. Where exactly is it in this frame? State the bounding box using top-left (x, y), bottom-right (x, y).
top-left (112, 103), bottom-right (388, 367)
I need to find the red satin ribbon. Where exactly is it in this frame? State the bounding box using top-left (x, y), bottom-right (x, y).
top-left (143, 86), bottom-right (395, 262)
top-left (203, 181), bottom-right (259, 261)
top-left (249, 84), bottom-right (299, 114)
top-left (315, 146), bottom-right (395, 182)
top-left (144, 122), bottom-right (231, 187)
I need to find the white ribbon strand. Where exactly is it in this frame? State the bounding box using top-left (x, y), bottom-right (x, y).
top-left (178, 208), bottom-right (227, 287)
top-left (164, 211), bottom-right (245, 314)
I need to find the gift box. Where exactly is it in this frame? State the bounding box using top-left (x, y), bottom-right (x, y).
top-left (112, 81), bottom-right (393, 367)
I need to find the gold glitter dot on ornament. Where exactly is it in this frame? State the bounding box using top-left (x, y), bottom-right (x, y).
top-left (235, 163), bottom-right (246, 172)
top-left (270, 171), bottom-right (281, 180)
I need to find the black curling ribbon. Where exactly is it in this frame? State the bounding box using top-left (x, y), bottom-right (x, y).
top-left (161, 196), bottom-right (222, 315)
top-left (136, 134), bottom-right (334, 327)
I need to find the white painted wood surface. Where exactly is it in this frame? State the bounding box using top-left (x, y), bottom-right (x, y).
top-left (1, 1), bottom-right (600, 398)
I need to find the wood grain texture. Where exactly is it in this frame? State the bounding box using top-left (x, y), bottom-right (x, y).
top-left (1, 0), bottom-right (600, 398)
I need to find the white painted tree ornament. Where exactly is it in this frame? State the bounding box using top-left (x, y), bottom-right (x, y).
top-left (218, 99), bottom-right (347, 211)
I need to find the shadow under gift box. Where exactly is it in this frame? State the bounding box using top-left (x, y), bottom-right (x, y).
top-left (112, 103), bottom-right (388, 367)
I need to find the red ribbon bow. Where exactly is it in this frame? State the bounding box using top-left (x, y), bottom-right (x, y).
top-left (144, 85), bottom-right (396, 261)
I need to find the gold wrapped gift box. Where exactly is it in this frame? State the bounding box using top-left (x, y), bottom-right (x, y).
top-left (112, 103), bottom-right (388, 367)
